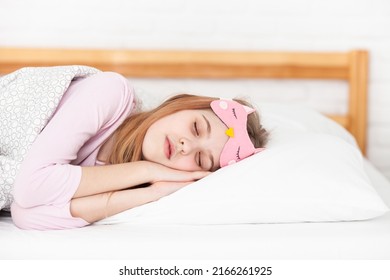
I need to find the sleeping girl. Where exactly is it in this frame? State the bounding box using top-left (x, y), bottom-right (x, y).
top-left (0, 67), bottom-right (268, 230)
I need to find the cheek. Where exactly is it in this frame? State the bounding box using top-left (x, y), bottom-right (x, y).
top-left (141, 137), bottom-right (150, 160)
top-left (171, 157), bottom-right (199, 172)
top-left (142, 126), bottom-right (160, 160)
top-left (215, 133), bottom-right (229, 158)
top-left (141, 130), bottom-right (152, 157)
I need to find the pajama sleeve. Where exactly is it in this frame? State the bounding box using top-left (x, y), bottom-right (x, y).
top-left (11, 72), bottom-right (135, 230)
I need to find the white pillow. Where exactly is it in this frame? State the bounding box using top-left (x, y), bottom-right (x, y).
top-left (99, 131), bottom-right (389, 225)
top-left (258, 102), bottom-right (358, 148)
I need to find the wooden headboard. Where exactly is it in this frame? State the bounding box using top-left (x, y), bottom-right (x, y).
top-left (0, 48), bottom-right (368, 154)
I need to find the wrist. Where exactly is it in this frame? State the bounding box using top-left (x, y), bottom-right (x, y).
top-left (138, 161), bottom-right (161, 183)
top-left (135, 161), bottom-right (156, 183)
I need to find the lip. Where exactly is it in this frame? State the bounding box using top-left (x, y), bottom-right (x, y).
top-left (164, 137), bottom-right (170, 159)
top-left (164, 137), bottom-right (174, 159)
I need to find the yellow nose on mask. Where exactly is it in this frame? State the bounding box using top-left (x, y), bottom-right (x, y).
top-left (225, 127), bottom-right (234, 138)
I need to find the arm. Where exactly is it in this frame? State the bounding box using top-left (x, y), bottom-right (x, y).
top-left (13, 72), bottom-right (136, 207)
top-left (70, 160), bottom-right (210, 223)
top-left (70, 181), bottom-right (189, 223)
top-left (73, 161), bottom-right (150, 198)
top-left (73, 160), bottom-right (210, 199)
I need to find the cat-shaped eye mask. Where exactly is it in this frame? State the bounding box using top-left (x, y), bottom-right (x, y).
top-left (211, 99), bottom-right (264, 167)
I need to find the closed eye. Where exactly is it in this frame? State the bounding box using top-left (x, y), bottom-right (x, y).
top-left (196, 152), bottom-right (202, 168)
top-left (193, 122), bottom-right (199, 136)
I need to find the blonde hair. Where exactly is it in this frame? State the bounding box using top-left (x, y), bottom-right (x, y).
top-left (108, 94), bottom-right (269, 166)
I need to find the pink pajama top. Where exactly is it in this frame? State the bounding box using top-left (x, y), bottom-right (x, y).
top-left (11, 72), bottom-right (136, 230)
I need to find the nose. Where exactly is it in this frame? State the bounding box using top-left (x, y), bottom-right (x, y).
top-left (178, 137), bottom-right (198, 155)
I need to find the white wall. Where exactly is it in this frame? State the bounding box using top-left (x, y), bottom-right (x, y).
top-left (1, 0), bottom-right (389, 178)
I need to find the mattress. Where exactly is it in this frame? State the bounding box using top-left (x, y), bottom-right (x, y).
top-left (1, 159), bottom-right (389, 260)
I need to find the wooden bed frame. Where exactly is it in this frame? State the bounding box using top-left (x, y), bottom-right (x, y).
top-left (0, 48), bottom-right (368, 154)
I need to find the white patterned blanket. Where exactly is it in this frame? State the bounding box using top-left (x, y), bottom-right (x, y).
top-left (0, 66), bottom-right (100, 210)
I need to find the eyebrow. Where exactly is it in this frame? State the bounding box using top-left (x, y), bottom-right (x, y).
top-left (202, 114), bottom-right (215, 171)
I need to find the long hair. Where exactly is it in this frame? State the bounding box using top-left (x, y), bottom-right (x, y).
top-left (108, 94), bottom-right (269, 166)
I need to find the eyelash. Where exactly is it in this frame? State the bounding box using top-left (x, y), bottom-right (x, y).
top-left (236, 146), bottom-right (241, 160)
top-left (193, 122), bottom-right (202, 167)
top-left (193, 122), bottom-right (199, 136)
top-left (232, 108), bottom-right (237, 119)
top-left (197, 152), bottom-right (202, 168)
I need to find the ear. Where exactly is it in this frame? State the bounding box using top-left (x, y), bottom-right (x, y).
top-left (243, 105), bottom-right (256, 114)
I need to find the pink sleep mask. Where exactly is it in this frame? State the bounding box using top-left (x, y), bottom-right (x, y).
top-left (211, 99), bottom-right (264, 167)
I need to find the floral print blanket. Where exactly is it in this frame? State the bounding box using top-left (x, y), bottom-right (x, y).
top-left (0, 66), bottom-right (99, 210)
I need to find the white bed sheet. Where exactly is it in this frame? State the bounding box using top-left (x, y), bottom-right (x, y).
top-left (1, 159), bottom-right (390, 260)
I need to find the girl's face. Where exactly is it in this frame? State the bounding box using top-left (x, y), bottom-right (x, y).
top-left (142, 109), bottom-right (228, 171)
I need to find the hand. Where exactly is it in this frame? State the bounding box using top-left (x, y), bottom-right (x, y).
top-left (149, 181), bottom-right (192, 199)
top-left (145, 161), bottom-right (211, 183)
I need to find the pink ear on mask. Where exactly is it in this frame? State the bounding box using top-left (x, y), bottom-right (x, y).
top-left (243, 105), bottom-right (256, 114)
top-left (210, 99), bottom-right (265, 167)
